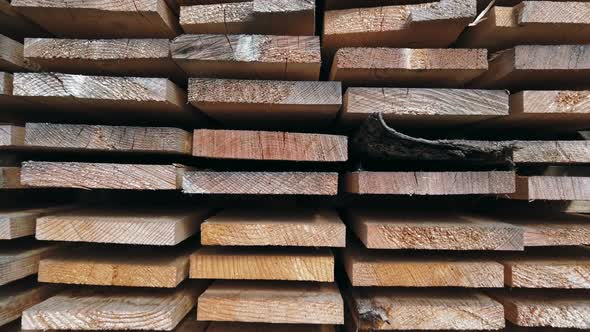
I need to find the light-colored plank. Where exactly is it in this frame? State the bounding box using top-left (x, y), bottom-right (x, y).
top-left (23, 38), bottom-right (185, 79)
top-left (324, 0), bottom-right (432, 9)
top-left (0, 124), bottom-right (24, 147)
top-left (188, 79), bottom-right (341, 127)
top-left (344, 171), bottom-right (515, 195)
top-left (197, 281), bottom-right (343, 324)
top-left (38, 244), bottom-right (191, 288)
top-left (201, 209), bottom-right (345, 247)
top-left (513, 141), bottom-right (590, 163)
top-left (346, 209), bottom-right (524, 250)
top-left (190, 247), bottom-right (333, 282)
top-left (458, 2), bottom-right (590, 51)
top-left (12, 0), bottom-right (181, 38)
top-left (493, 290), bottom-right (590, 328)
top-left (510, 175), bottom-right (590, 200)
top-left (0, 72), bottom-right (40, 117)
top-left (471, 45), bottom-right (590, 89)
top-left (182, 171), bottom-right (338, 195)
top-left (502, 247), bottom-right (590, 288)
top-left (193, 129), bottom-right (347, 162)
top-left (0, 243), bottom-right (58, 286)
top-left (343, 240), bottom-right (504, 287)
top-left (0, 207), bottom-right (62, 240)
top-left (512, 213), bottom-right (590, 247)
top-left (0, 167), bottom-right (22, 189)
top-left (180, 0), bottom-right (315, 35)
top-left (171, 34), bottom-right (321, 80)
top-left (323, 0), bottom-right (475, 50)
top-left (21, 284), bottom-right (205, 330)
top-left (36, 208), bottom-right (211, 245)
top-left (13, 73), bottom-right (199, 124)
top-left (348, 288), bottom-right (504, 330)
top-left (0, 34), bottom-right (33, 72)
top-left (330, 48), bottom-right (488, 87)
top-left (341, 87), bottom-right (508, 127)
top-left (21, 162), bottom-right (184, 190)
top-left (25, 123), bottom-right (192, 155)
top-left (206, 322), bottom-right (335, 332)
top-left (0, 279), bottom-right (58, 327)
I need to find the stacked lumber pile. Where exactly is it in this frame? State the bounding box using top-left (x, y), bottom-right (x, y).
top-left (0, 0), bottom-right (588, 332)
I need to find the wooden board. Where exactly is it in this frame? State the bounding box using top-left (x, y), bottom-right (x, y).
top-left (36, 208), bottom-right (211, 245)
top-left (193, 129), bottom-right (347, 162)
top-left (492, 290), bottom-right (590, 328)
top-left (0, 124), bottom-right (24, 147)
top-left (502, 247), bottom-right (590, 288)
top-left (345, 209), bottom-right (524, 250)
top-left (513, 141), bottom-right (590, 164)
top-left (38, 244), bottom-right (192, 288)
top-left (180, 1), bottom-right (315, 35)
top-left (190, 247), bottom-right (334, 282)
top-left (347, 288), bottom-right (505, 330)
top-left (341, 87), bottom-right (509, 127)
top-left (182, 171), bottom-right (338, 195)
top-left (0, 244), bottom-right (57, 286)
top-left (23, 38), bottom-right (186, 79)
top-left (11, 0), bottom-right (181, 38)
top-left (21, 284), bottom-right (204, 330)
top-left (324, 0), bottom-right (434, 9)
top-left (201, 209), bottom-right (346, 247)
top-left (0, 279), bottom-right (58, 327)
top-left (343, 240), bottom-right (504, 287)
top-left (458, 2), bottom-right (590, 51)
top-left (470, 45), bottom-right (590, 89)
top-left (512, 213), bottom-right (590, 247)
top-left (323, 0), bottom-right (475, 51)
top-left (25, 123), bottom-right (192, 155)
top-left (0, 72), bottom-right (41, 118)
top-left (329, 48), bottom-right (488, 87)
top-left (510, 175), bottom-right (590, 200)
top-left (171, 34), bottom-right (321, 80)
top-left (206, 322), bottom-right (335, 332)
top-left (0, 34), bottom-right (29, 72)
top-left (0, 0), bottom-right (48, 41)
top-left (197, 281), bottom-right (343, 324)
top-left (13, 73), bottom-right (199, 124)
top-left (21, 162), bottom-right (184, 190)
top-left (0, 207), bottom-right (63, 240)
top-left (188, 79), bottom-right (341, 127)
top-left (0, 167), bottom-right (22, 189)
top-left (344, 171), bottom-right (516, 195)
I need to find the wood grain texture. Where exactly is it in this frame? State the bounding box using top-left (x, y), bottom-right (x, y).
top-left (0, 34), bottom-right (29, 72)
top-left (348, 288), bottom-right (504, 330)
top-left (180, 0), bottom-right (315, 35)
top-left (201, 209), bottom-right (345, 247)
top-left (23, 38), bottom-right (185, 79)
top-left (0, 279), bottom-right (58, 327)
top-left (324, 0), bottom-right (435, 9)
top-left (197, 281), bottom-right (343, 324)
top-left (458, 2), bottom-right (590, 51)
top-left (329, 48), bottom-right (488, 87)
top-left (323, 0), bottom-right (475, 50)
top-left (0, 207), bottom-right (62, 240)
top-left (36, 208), bottom-right (211, 245)
top-left (21, 284), bottom-right (203, 330)
top-left (513, 141), bottom-right (590, 163)
top-left (21, 162), bottom-right (184, 190)
top-left (510, 175), bottom-right (590, 200)
top-left (188, 79), bottom-right (341, 127)
top-left (471, 45), bottom-right (590, 89)
top-left (193, 129), bottom-right (347, 162)
top-left (206, 322), bottom-right (335, 332)
top-left (344, 171), bottom-right (516, 195)
top-left (0, 243), bottom-right (58, 286)
top-left (344, 240), bottom-right (503, 287)
top-left (171, 34), bottom-right (321, 80)
top-left (493, 290), bottom-right (590, 328)
top-left (0, 124), bottom-right (24, 147)
top-left (341, 87), bottom-right (508, 127)
top-left (0, 167), bottom-right (22, 189)
top-left (13, 73), bottom-right (198, 123)
top-left (502, 247), bottom-right (590, 288)
top-left (346, 209), bottom-right (524, 250)
top-left (12, 0), bottom-right (181, 38)
top-left (514, 213), bottom-right (590, 247)
top-left (38, 245), bottom-right (191, 288)
top-left (182, 171), bottom-right (338, 195)
top-left (25, 123), bottom-right (192, 155)
top-left (0, 0), bottom-right (48, 41)
top-left (190, 247), bottom-right (333, 281)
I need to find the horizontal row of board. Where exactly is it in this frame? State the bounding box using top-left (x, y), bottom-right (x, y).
top-left (0, 165), bottom-right (586, 199)
top-left (1, 71), bottom-right (590, 129)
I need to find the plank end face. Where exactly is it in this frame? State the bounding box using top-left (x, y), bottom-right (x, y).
top-left (182, 172), bottom-right (339, 195)
top-left (344, 171), bottom-right (515, 195)
top-left (197, 281), bottom-right (344, 324)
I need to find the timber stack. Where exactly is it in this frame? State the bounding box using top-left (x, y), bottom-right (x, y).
top-left (0, 0), bottom-right (588, 332)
